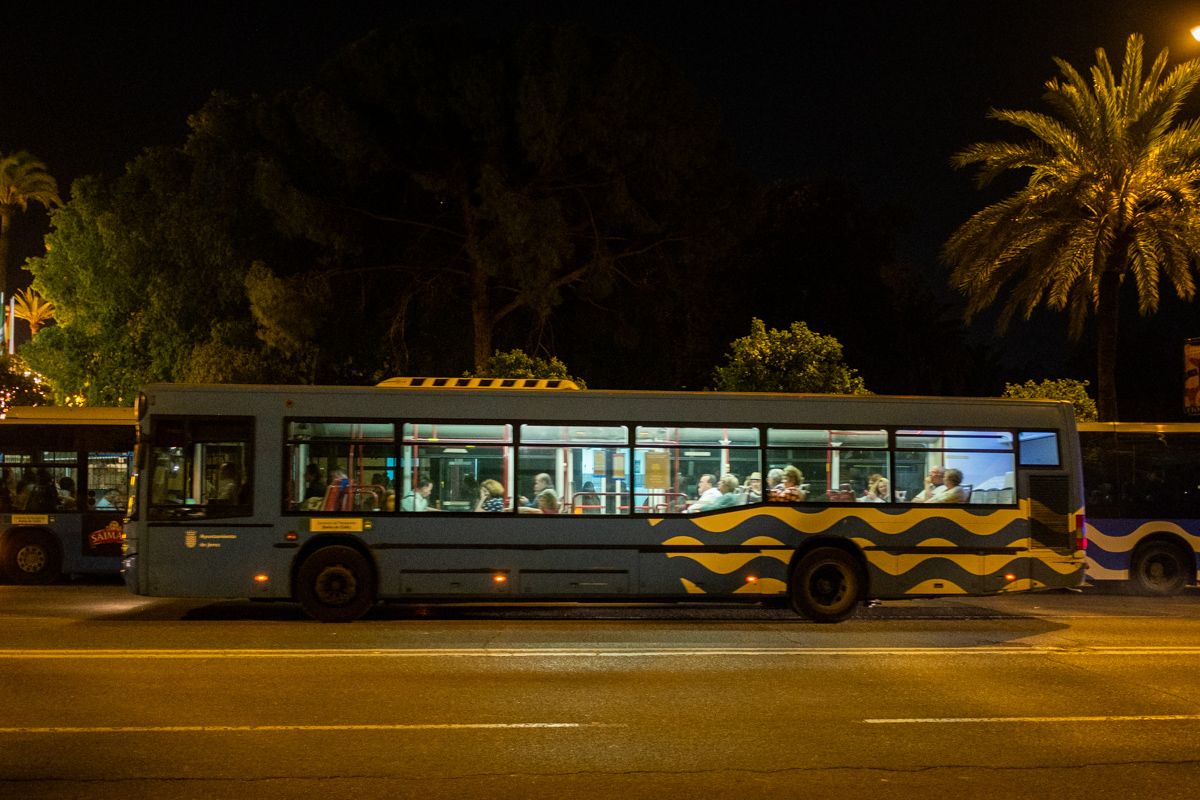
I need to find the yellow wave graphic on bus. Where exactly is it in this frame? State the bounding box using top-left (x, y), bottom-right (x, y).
top-left (662, 535), bottom-right (791, 574)
top-left (1085, 520), bottom-right (1200, 553)
top-left (667, 504), bottom-right (1027, 537)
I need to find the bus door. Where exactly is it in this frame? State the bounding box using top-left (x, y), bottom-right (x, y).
top-left (142, 417), bottom-right (262, 597)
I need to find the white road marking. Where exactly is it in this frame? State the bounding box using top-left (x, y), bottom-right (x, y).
top-left (0, 722), bottom-right (623, 734)
top-left (864, 714), bottom-right (1200, 724)
top-left (2, 645), bottom-right (1200, 659)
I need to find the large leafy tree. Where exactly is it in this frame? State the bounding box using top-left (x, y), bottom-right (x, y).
top-left (0, 151), bottom-right (61, 300)
top-left (256, 23), bottom-right (744, 373)
top-left (712, 318), bottom-right (869, 394)
top-left (945, 34), bottom-right (1200, 420)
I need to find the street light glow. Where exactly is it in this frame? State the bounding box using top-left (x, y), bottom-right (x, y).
top-left (1192, 25), bottom-right (1200, 42)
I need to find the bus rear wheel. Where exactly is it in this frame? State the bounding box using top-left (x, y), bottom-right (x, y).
top-left (1131, 541), bottom-right (1192, 596)
top-left (789, 547), bottom-right (862, 623)
top-left (296, 546), bottom-right (376, 622)
top-left (2, 530), bottom-right (62, 584)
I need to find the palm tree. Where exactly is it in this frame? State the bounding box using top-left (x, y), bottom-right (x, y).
top-left (11, 288), bottom-right (55, 336)
top-left (0, 151), bottom-right (62, 301)
top-left (944, 34), bottom-right (1200, 420)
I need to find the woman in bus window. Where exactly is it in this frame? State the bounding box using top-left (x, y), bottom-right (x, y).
top-left (475, 479), bottom-right (506, 512)
top-left (858, 474), bottom-right (891, 503)
top-left (769, 466), bottom-right (807, 502)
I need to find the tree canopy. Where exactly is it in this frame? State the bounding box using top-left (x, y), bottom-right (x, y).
top-left (712, 318), bottom-right (869, 394)
top-left (945, 33), bottom-right (1200, 420)
top-left (1002, 378), bottom-right (1098, 421)
top-left (0, 151), bottom-right (61, 300)
top-left (23, 22), bottom-right (746, 401)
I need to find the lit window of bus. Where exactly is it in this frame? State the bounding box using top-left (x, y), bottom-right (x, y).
top-left (402, 423), bottom-right (513, 512)
top-left (147, 418), bottom-right (252, 520)
top-left (895, 429), bottom-right (1015, 505)
top-left (287, 421), bottom-right (394, 512)
top-left (634, 426), bottom-right (759, 513)
top-left (767, 428), bottom-right (887, 502)
top-left (518, 424), bottom-right (628, 515)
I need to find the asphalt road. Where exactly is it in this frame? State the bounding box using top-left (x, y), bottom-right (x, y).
top-left (2, 581), bottom-right (1199, 799)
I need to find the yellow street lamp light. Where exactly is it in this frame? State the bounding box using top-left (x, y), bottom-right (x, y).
top-left (1192, 25), bottom-right (1200, 42)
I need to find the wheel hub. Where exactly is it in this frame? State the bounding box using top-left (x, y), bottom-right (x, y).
top-left (15, 545), bottom-right (47, 574)
top-left (315, 565), bottom-right (357, 606)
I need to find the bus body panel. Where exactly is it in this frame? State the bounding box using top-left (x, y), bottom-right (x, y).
top-left (1078, 422), bottom-right (1200, 589)
top-left (0, 408), bottom-right (134, 580)
top-left (123, 384), bottom-right (1085, 615)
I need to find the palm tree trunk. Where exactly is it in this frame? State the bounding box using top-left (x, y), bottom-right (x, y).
top-left (0, 207), bottom-right (11, 300)
top-left (1096, 266), bottom-right (1121, 421)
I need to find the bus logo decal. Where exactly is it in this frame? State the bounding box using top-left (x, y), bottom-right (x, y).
top-left (88, 521), bottom-right (124, 548)
top-left (185, 531), bottom-right (198, 549)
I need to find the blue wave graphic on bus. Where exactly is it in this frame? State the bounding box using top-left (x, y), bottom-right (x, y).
top-left (1085, 518), bottom-right (1200, 578)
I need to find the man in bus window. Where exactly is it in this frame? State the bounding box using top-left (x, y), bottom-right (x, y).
top-left (402, 480), bottom-right (435, 512)
top-left (911, 465), bottom-right (946, 502)
top-left (686, 474), bottom-right (720, 511)
top-left (521, 473), bottom-right (553, 507)
top-left (925, 468), bottom-right (968, 503)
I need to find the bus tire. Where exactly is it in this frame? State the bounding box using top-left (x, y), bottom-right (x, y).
top-left (789, 547), bottom-right (862, 623)
top-left (295, 546), bottom-right (376, 622)
top-left (1130, 541), bottom-right (1192, 596)
top-left (2, 529), bottom-right (62, 584)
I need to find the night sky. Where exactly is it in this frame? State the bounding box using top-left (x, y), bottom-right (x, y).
top-left (3, 0), bottom-right (1199, 416)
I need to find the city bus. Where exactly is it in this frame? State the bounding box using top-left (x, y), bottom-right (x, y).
top-left (121, 379), bottom-right (1085, 622)
top-left (1078, 422), bottom-right (1200, 595)
top-left (0, 406), bottom-right (136, 583)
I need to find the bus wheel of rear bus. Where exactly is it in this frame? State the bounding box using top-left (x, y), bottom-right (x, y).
top-left (789, 547), bottom-right (863, 623)
top-left (296, 546), bottom-right (377, 622)
top-left (1, 529), bottom-right (62, 584)
top-left (1131, 541), bottom-right (1192, 596)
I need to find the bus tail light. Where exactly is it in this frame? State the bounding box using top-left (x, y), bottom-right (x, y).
top-left (1074, 513), bottom-right (1088, 551)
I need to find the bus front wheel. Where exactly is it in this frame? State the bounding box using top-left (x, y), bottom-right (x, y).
top-left (2, 530), bottom-right (62, 584)
top-left (295, 546), bottom-right (376, 622)
top-left (789, 547), bottom-right (862, 623)
top-left (1131, 541), bottom-right (1193, 596)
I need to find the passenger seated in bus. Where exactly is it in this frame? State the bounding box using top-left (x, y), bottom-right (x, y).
top-left (768, 466), bottom-right (807, 502)
top-left (520, 473), bottom-right (553, 507)
top-left (925, 468), bottom-right (968, 503)
top-left (738, 472), bottom-right (762, 504)
top-left (765, 468), bottom-right (784, 495)
top-left (686, 474), bottom-right (720, 511)
top-left (911, 465), bottom-right (946, 502)
top-left (689, 474), bottom-right (741, 512)
top-left (858, 475), bottom-right (891, 503)
top-left (532, 491), bottom-right (559, 515)
top-left (303, 464), bottom-right (324, 503)
top-left (25, 469), bottom-right (58, 512)
top-left (475, 478), bottom-right (507, 512)
top-left (216, 463), bottom-right (241, 503)
top-left (576, 481), bottom-right (600, 514)
top-left (58, 476), bottom-right (78, 510)
top-left (401, 479), bottom-right (436, 512)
